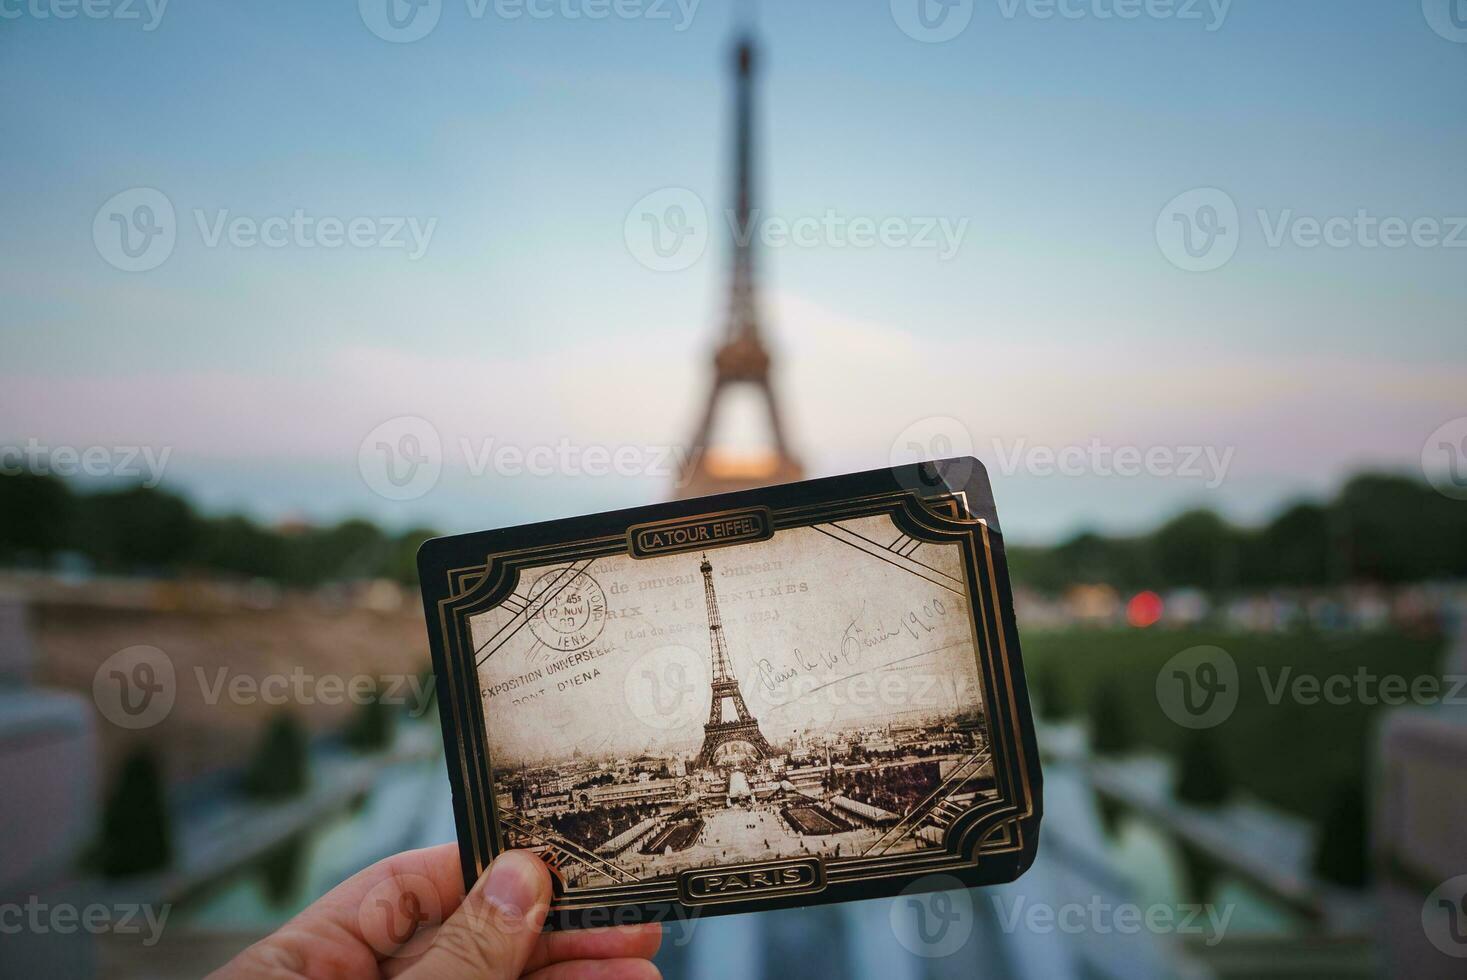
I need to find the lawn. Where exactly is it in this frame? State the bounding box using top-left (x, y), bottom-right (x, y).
top-left (1019, 627), bottom-right (1446, 829)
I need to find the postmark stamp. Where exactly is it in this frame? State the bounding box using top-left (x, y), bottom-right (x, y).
top-left (526, 568), bottom-right (608, 652)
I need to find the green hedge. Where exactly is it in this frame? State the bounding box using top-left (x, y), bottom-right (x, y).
top-left (1022, 627), bottom-right (1442, 830)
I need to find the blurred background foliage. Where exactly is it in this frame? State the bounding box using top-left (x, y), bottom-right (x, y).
top-left (6, 468), bottom-right (1465, 590)
top-left (0, 470), bottom-right (436, 585)
top-left (1006, 472), bottom-right (1467, 591)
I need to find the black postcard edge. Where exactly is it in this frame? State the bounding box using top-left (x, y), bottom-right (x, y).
top-left (415, 457), bottom-right (1042, 925)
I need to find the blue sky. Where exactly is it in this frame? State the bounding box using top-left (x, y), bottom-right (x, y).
top-left (2, 0), bottom-right (1464, 542)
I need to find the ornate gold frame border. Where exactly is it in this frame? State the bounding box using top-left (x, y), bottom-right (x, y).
top-left (430, 488), bottom-right (1037, 916)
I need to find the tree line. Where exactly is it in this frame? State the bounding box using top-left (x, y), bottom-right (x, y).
top-left (1006, 472), bottom-right (1467, 592)
top-left (0, 470), bottom-right (434, 586)
top-left (3, 468), bottom-right (1463, 590)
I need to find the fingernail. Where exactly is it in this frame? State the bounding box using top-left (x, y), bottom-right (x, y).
top-left (483, 851), bottom-right (543, 916)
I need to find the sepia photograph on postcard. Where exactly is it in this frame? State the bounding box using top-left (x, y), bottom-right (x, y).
top-left (470, 510), bottom-right (998, 890)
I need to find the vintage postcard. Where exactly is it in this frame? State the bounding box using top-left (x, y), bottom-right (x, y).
top-left (418, 458), bottom-right (1042, 927)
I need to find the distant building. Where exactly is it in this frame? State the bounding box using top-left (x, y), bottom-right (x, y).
top-left (727, 770), bottom-right (753, 804)
top-left (584, 778), bottom-right (679, 807)
top-left (828, 795), bottom-right (898, 826)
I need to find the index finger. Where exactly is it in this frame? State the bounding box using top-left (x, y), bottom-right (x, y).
top-left (523, 922), bottom-right (664, 973)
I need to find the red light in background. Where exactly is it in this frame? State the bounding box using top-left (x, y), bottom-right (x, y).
top-left (1127, 590), bottom-right (1163, 628)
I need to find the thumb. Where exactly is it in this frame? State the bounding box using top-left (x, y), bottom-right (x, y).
top-left (408, 850), bottom-right (553, 980)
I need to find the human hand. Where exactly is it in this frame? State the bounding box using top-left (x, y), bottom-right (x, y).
top-left (211, 845), bottom-right (661, 979)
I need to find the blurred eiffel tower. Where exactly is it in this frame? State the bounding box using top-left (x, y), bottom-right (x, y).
top-left (675, 30), bottom-right (802, 499)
